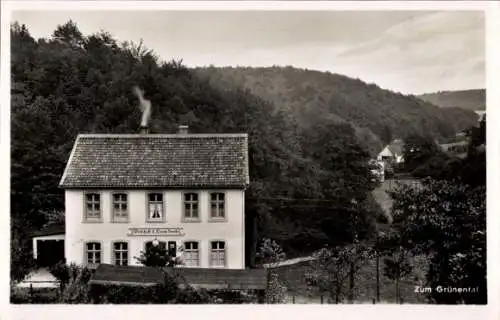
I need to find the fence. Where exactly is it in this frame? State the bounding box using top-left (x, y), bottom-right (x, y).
top-left (268, 254), bottom-right (428, 304)
top-left (11, 281), bottom-right (61, 304)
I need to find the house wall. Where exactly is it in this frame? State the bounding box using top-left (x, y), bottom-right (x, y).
top-left (377, 146), bottom-right (393, 160)
top-left (65, 189), bottom-right (245, 269)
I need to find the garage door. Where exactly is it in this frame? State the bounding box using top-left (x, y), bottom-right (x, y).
top-left (37, 240), bottom-right (65, 267)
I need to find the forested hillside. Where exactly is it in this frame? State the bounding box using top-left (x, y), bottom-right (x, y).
top-left (11, 20), bottom-right (383, 276)
top-left (194, 66), bottom-right (478, 152)
top-left (417, 89), bottom-right (486, 111)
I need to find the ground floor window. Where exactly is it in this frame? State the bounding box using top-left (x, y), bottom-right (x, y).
top-left (86, 242), bottom-right (101, 265)
top-left (113, 242), bottom-right (128, 266)
top-left (210, 241), bottom-right (226, 267)
top-left (184, 241), bottom-right (200, 267)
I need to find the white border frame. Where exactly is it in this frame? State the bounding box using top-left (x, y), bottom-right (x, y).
top-left (1, 2), bottom-right (499, 320)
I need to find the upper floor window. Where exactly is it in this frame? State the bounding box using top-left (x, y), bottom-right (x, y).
top-left (85, 193), bottom-right (101, 221)
top-left (112, 193), bottom-right (128, 222)
top-left (210, 241), bottom-right (226, 267)
top-left (183, 193), bottom-right (199, 221)
top-left (147, 193), bottom-right (164, 222)
top-left (210, 192), bottom-right (225, 220)
top-left (85, 242), bottom-right (101, 266)
top-left (183, 241), bottom-right (200, 267)
top-left (113, 242), bottom-right (128, 266)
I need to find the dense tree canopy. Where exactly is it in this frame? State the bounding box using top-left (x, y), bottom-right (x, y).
top-left (402, 134), bottom-right (443, 172)
top-left (387, 116), bottom-right (486, 304)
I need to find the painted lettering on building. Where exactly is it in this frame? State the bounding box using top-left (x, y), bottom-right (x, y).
top-left (127, 227), bottom-right (185, 237)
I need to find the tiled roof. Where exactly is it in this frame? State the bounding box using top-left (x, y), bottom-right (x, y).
top-left (387, 139), bottom-right (404, 155)
top-left (30, 223), bottom-right (65, 237)
top-left (89, 265), bottom-right (268, 290)
top-left (89, 264), bottom-right (164, 287)
top-left (59, 133), bottom-right (249, 189)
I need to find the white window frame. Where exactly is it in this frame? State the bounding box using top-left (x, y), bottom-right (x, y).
top-left (209, 192), bottom-right (226, 221)
top-left (112, 241), bottom-right (129, 266)
top-left (147, 192), bottom-right (165, 222)
top-left (112, 192), bottom-right (129, 222)
top-left (209, 240), bottom-right (226, 268)
top-left (183, 192), bottom-right (200, 222)
top-left (84, 192), bottom-right (102, 222)
top-left (183, 241), bottom-right (200, 267)
top-left (85, 241), bottom-right (102, 267)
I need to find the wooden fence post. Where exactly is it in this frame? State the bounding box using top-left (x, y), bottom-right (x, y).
top-left (29, 283), bottom-right (34, 302)
top-left (257, 289), bottom-right (266, 304)
top-left (320, 295), bottom-right (324, 304)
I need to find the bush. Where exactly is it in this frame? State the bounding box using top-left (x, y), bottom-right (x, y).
top-left (10, 282), bottom-right (59, 304)
top-left (174, 286), bottom-right (211, 304)
top-left (10, 236), bottom-right (37, 283)
top-left (135, 245), bottom-right (181, 267)
top-left (58, 264), bottom-right (92, 303)
top-left (204, 289), bottom-right (258, 304)
top-left (265, 271), bottom-right (287, 303)
top-left (90, 284), bottom-right (165, 304)
top-left (50, 262), bottom-right (91, 285)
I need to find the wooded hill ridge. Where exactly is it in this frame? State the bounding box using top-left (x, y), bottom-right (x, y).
top-left (194, 66), bottom-right (479, 153)
top-left (417, 89), bottom-right (486, 111)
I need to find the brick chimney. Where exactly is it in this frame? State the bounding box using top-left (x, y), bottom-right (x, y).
top-left (178, 125), bottom-right (188, 134)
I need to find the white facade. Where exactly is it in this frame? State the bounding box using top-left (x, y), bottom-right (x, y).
top-left (377, 146), bottom-right (393, 160)
top-left (65, 189), bottom-right (245, 269)
top-left (377, 146), bottom-right (404, 164)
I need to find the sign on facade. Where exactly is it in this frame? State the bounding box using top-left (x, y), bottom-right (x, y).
top-left (127, 227), bottom-right (185, 237)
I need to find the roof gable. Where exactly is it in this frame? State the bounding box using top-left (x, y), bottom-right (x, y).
top-left (387, 139), bottom-right (404, 155)
top-left (59, 133), bottom-right (249, 189)
top-left (378, 146), bottom-right (393, 157)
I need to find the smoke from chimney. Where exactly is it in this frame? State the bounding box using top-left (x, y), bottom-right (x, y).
top-left (132, 86), bottom-right (151, 129)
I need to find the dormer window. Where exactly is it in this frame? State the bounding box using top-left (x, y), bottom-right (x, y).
top-left (147, 193), bottom-right (164, 222)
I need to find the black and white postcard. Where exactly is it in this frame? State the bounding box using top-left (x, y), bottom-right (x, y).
top-left (1, 1), bottom-right (499, 320)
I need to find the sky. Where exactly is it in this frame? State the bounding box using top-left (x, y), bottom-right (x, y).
top-left (11, 10), bottom-right (485, 95)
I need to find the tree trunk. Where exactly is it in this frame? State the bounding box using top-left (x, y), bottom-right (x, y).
top-left (348, 262), bottom-right (355, 303)
top-left (330, 285), bottom-right (336, 304)
top-left (396, 276), bottom-right (400, 303)
top-left (335, 281), bottom-right (341, 304)
top-left (376, 252), bottom-right (380, 302)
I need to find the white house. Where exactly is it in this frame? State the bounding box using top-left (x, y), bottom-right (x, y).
top-left (377, 139), bottom-right (404, 164)
top-left (58, 125), bottom-right (249, 270)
